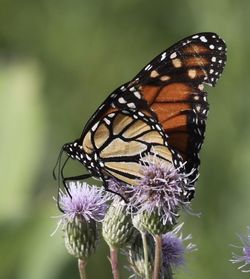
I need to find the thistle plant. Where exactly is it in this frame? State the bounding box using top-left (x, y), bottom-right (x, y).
top-left (230, 227), bottom-right (250, 272)
top-left (57, 182), bottom-right (110, 279)
top-left (102, 198), bottom-right (135, 279)
top-left (129, 157), bottom-right (194, 279)
top-left (54, 157), bottom-right (197, 279)
top-left (127, 223), bottom-right (196, 278)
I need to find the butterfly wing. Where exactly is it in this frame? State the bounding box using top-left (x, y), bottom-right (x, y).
top-left (78, 32), bottom-right (226, 198)
top-left (109, 32), bottom-right (227, 196)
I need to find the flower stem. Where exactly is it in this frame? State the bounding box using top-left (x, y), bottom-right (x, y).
top-left (153, 234), bottom-right (162, 279)
top-left (109, 246), bottom-right (120, 279)
top-left (141, 231), bottom-right (150, 279)
top-left (78, 259), bottom-right (87, 279)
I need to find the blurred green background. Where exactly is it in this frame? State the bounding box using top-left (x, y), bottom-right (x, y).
top-left (1, 0), bottom-right (250, 278)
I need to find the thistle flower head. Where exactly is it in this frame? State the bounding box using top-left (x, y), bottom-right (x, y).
top-left (129, 156), bottom-right (193, 225)
top-left (162, 223), bottom-right (196, 269)
top-left (55, 182), bottom-right (110, 260)
top-left (59, 181), bottom-right (110, 223)
top-left (231, 227), bottom-right (250, 272)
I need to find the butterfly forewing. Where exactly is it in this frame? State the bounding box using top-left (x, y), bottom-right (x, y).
top-left (134, 32), bottom-right (226, 87)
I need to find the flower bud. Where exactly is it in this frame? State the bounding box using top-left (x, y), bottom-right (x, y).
top-left (133, 210), bottom-right (173, 235)
top-left (102, 200), bottom-right (134, 248)
top-left (64, 215), bottom-right (99, 260)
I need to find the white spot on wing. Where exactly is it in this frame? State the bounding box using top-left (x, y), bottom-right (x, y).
top-left (170, 52), bottom-right (177, 59)
top-left (92, 122), bottom-right (99, 132)
top-left (200, 36), bottom-right (207, 42)
top-left (104, 118), bottom-right (111, 125)
top-left (155, 124), bottom-right (161, 131)
top-left (98, 104), bottom-right (105, 110)
top-left (134, 91), bottom-right (141, 99)
top-left (196, 105), bottom-right (201, 112)
top-left (127, 102), bottom-right (136, 109)
top-left (198, 84), bottom-right (204, 91)
top-left (145, 64), bottom-right (152, 71)
top-left (86, 154), bottom-right (91, 160)
top-left (211, 57), bottom-right (216, 62)
top-left (161, 52), bottom-right (166, 61)
top-left (118, 97), bottom-right (126, 104)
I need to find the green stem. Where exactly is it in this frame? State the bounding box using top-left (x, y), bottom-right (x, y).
top-left (141, 231), bottom-right (150, 279)
top-left (109, 246), bottom-right (120, 279)
top-left (78, 259), bottom-right (87, 279)
top-left (153, 234), bottom-right (162, 279)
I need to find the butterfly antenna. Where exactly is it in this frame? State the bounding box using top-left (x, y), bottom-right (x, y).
top-left (56, 155), bottom-right (71, 213)
top-left (53, 146), bottom-right (64, 180)
top-left (60, 156), bottom-right (72, 198)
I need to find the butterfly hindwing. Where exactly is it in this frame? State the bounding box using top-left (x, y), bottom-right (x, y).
top-left (81, 110), bottom-right (173, 185)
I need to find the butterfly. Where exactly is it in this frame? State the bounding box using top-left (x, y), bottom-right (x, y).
top-left (54, 32), bottom-right (227, 203)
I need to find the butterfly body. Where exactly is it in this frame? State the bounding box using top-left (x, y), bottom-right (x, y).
top-left (58, 32), bottom-right (227, 200)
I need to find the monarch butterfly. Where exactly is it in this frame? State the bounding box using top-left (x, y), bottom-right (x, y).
top-left (54, 32), bottom-right (227, 202)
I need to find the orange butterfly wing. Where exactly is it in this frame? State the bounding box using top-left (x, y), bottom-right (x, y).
top-left (132, 33), bottom-right (226, 191)
top-left (74, 33), bottom-right (227, 199)
top-left (108, 33), bottom-right (226, 198)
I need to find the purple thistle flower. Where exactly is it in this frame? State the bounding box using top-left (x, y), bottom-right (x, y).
top-left (162, 223), bottom-right (196, 269)
top-left (129, 156), bottom-right (194, 225)
top-left (59, 181), bottom-right (110, 223)
top-left (231, 227), bottom-right (250, 272)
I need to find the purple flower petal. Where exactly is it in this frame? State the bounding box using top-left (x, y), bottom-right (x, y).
top-left (59, 182), bottom-right (110, 223)
top-left (129, 157), bottom-right (194, 224)
top-left (162, 223), bottom-right (197, 269)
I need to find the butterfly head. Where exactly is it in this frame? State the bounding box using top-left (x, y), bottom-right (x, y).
top-left (62, 140), bottom-right (101, 177)
top-left (63, 140), bottom-right (84, 161)
top-left (53, 140), bottom-right (83, 183)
